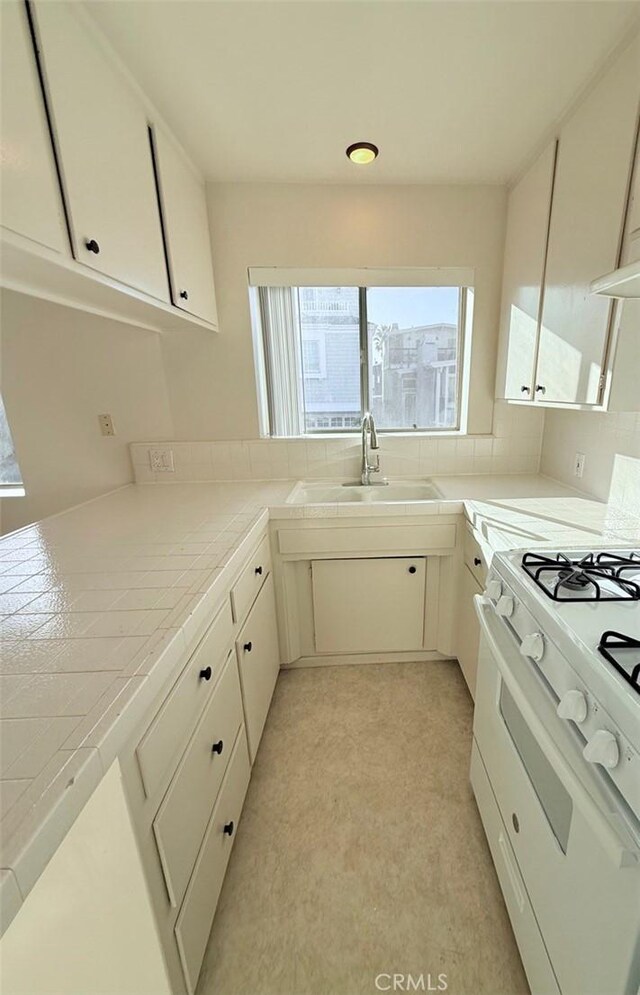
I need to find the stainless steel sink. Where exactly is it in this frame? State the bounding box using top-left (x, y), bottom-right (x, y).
top-left (286, 480), bottom-right (442, 505)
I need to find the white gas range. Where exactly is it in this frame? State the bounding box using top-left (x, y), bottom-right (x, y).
top-left (470, 547), bottom-right (640, 995)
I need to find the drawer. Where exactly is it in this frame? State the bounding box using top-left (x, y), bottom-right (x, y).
top-left (463, 523), bottom-right (488, 585)
top-left (153, 650), bottom-right (243, 909)
top-left (236, 574), bottom-right (280, 763)
top-left (470, 742), bottom-right (560, 995)
top-left (278, 523), bottom-right (456, 556)
top-left (230, 533), bottom-right (271, 624)
top-left (175, 727), bottom-right (251, 995)
top-left (137, 600), bottom-right (234, 800)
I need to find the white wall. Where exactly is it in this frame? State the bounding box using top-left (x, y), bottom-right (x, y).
top-left (0, 290), bottom-right (174, 534)
top-left (539, 408), bottom-right (640, 502)
top-left (160, 182), bottom-right (507, 440)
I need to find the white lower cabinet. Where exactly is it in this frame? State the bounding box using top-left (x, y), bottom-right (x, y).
top-left (311, 557), bottom-right (426, 654)
top-left (119, 531), bottom-right (281, 995)
top-left (175, 728), bottom-right (251, 995)
top-left (153, 651), bottom-right (243, 910)
top-left (457, 565), bottom-right (483, 699)
top-left (235, 574), bottom-right (281, 763)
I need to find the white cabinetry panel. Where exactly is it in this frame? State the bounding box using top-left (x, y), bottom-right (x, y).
top-left (537, 36), bottom-right (640, 404)
top-left (32, 2), bottom-right (169, 301)
top-left (0, 1), bottom-right (67, 253)
top-left (175, 728), bottom-right (250, 995)
top-left (498, 142), bottom-right (556, 401)
top-left (235, 575), bottom-right (280, 762)
top-left (312, 557), bottom-right (426, 654)
top-left (151, 126), bottom-right (218, 326)
top-left (153, 651), bottom-right (242, 910)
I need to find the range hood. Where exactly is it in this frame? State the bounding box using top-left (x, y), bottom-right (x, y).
top-left (590, 258), bottom-right (640, 299)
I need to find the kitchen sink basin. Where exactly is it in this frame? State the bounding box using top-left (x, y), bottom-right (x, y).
top-left (287, 480), bottom-right (442, 504)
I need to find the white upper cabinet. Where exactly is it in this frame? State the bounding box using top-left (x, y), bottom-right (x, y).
top-left (151, 127), bottom-right (218, 327)
top-left (32, 2), bottom-right (169, 302)
top-left (497, 141), bottom-right (557, 401)
top-left (536, 35), bottom-right (640, 405)
top-left (0, 1), bottom-right (67, 254)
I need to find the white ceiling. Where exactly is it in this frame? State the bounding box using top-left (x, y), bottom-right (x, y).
top-left (86, 1), bottom-right (640, 185)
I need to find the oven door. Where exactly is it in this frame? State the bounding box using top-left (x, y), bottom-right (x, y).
top-left (473, 596), bottom-right (640, 995)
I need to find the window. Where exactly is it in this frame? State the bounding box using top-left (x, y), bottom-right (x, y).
top-left (0, 394), bottom-right (24, 490)
top-left (254, 284), bottom-right (469, 435)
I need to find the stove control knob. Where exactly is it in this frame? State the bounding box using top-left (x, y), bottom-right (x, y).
top-left (487, 580), bottom-right (502, 601)
top-left (496, 595), bottom-right (515, 618)
top-left (557, 689), bottom-right (587, 724)
top-left (583, 730), bottom-right (620, 770)
top-left (520, 632), bottom-right (545, 662)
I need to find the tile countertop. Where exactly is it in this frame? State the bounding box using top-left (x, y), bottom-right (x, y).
top-left (1, 474), bottom-right (639, 933)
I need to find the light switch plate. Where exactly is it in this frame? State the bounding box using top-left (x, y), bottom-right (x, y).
top-left (149, 448), bottom-right (175, 472)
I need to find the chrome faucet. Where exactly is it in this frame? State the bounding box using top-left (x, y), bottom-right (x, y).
top-left (361, 412), bottom-right (387, 485)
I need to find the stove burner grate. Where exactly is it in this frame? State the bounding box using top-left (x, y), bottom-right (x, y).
top-left (521, 552), bottom-right (640, 602)
top-left (598, 631), bottom-right (640, 697)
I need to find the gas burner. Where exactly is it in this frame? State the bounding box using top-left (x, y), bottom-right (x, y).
top-left (557, 568), bottom-right (593, 591)
top-left (599, 631), bottom-right (640, 697)
top-left (521, 551), bottom-right (640, 603)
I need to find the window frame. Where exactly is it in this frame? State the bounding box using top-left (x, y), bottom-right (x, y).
top-left (256, 284), bottom-right (470, 437)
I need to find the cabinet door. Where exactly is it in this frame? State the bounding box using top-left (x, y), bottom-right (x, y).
top-left (456, 565), bottom-right (483, 700)
top-left (0, 1), bottom-right (67, 253)
top-left (536, 36), bottom-right (640, 404)
top-left (311, 557), bottom-right (426, 654)
top-left (235, 575), bottom-right (280, 763)
top-left (32, 2), bottom-right (169, 301)
top-left (498, 142), bottom-right (556, 401)
top-left (151, 126), bottom-right (218, 326)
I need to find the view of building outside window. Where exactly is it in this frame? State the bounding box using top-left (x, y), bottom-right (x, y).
top-left (0, 394), bottom-right (22, 485)
top-left (295, 286), bottom-right (461, 431)
top-left (298, 287), bottom-right (361, 431)
top-left (367, 287), bottom-right (460, 429)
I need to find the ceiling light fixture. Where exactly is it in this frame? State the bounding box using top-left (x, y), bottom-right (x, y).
top-left (346, 142), bottom-right (379, 165)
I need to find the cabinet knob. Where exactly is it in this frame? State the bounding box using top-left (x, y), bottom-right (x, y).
top-left (512, 812), bottom-right (520, 834)
top-left (179, 289), bottom-right (189, 300)
top-left (255, 565), bottom-right (263, 576)
top-left (223, 820), bottom-right (234, 836)
top-left (211, 740), bottom-right (224, 755)
top-left (199, 666), bottom-right (212, 681)
top-left (535, 384), bottom-right (546, 394)
top-left (85, 239), bottom-right (100, 254)
top-left (474, 557), bottom-right (482, 567)
top-left (243, 641), bottom-right (253, 652)
top-left (520, 385), bottom-right (530, 394)
top-left (408, 565), bottom-right (417, 574)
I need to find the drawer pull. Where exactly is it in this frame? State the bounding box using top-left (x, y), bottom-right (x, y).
top-left (85, 238), bottom-right (100, 254)
top-left (179, 289), bottom-right (189, 300)
top-left (408, 565), bottom-right (417, 574)
top-left (255, 565), bottom-right (263, 576)
top-left (512, 812), bottom-right (520, 834)
top-left (211, 740), bottom-right (224, 755)
top-left (199, 666), bottom-right (212, 681)
top-left (223, 820), bottom-right (234, 836)
top-left (474, 557), bottom-right (482, 567)
top-left (243, 641), bottom-right (253, 653)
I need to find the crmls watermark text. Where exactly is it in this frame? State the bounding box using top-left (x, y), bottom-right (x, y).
top-left (375, 974), bottom-right (448, 992)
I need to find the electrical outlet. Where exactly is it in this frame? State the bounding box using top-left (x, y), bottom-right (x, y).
top-left (574, 452), bottom-right (586, 478)
top-left (98, 414), bottom-right (115, 436)
top-left (149, 448), bottom-right (175, 473)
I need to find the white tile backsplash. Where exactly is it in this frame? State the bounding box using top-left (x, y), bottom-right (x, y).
top-left (131, 401), bottom-right (545, 484)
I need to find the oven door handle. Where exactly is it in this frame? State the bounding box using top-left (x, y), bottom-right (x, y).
top-left (475, 595), bottom-right (639, 869)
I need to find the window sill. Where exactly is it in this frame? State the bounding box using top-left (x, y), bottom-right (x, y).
top-left (0, 486), bottom-right (26, 498)
top-left (264, 430), bottom-right (467, 441)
